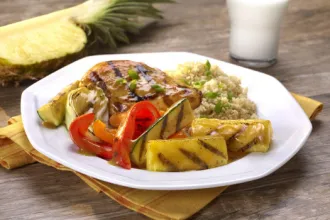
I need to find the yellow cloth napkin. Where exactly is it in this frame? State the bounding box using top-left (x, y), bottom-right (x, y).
top-left (0, 93), bottom-right (323, 220)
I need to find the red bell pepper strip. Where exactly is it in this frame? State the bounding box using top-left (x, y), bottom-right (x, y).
top-left (112, 101), bottom-right (161, 169)
top-left (69, 113), bottom-right (113, 159)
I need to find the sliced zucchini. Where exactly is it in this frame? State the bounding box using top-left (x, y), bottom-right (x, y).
top-left (65, 86), bottom-right (109, 129)
top-left (146, 136), bottom-right (228, 172)
top-left (37, 80), bottom-right (79, 127)
top-left (131, 98), bottom-right (194, 168)
top-left (191, 119), bottom-right (273, 153)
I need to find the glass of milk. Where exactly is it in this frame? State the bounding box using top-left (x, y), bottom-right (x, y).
top-left (227, 0), bottom-right (289, 68)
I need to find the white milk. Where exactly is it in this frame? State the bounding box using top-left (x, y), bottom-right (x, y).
top-left (227, 0), bottom-right (288, 67)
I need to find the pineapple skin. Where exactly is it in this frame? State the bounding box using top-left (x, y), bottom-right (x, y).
top-left (0, 51), bottom-right (86, 86)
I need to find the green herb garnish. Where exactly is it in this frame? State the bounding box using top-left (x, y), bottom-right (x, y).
top-left (214, 101), bottom-right (230, 114)
top-left (204, 92), bottom-right (218, 99)
top-left (227, 91), bottom-right (233, 102)
top-left (206, 70), bottom-right (212, 78)
top-left (205, 60), bottom-right (211, 71)
top-left (128, 69), bottom-right (139, 80)
top-left (205, 60), bottom-right (212, 79)
top-left (115, 78), bottom-right (127, 85)
top-left (129, 80), bottom-right (137, 91)
top-left (151, 84), bottom-right (165, 93)
top-left (193, 80), bottom-right (206, 89)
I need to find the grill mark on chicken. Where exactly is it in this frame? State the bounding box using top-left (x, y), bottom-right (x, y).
top-left (158, 153), bottom-right (179, 171)
top-left (127, 91), bottom-right (145, 102)
top-left (136, 65), bottom-right (154, 83)
top-left (179, 148), bottom-right (208, 169)
top-left (198, 139), bottom-right (226, 159)
top-left (89, 71), bottom-right (107, 93)
top-left (108, 61), bottom-right (123, 77)
top-left (109, 61), bottom-right (145, 102)
top-left (127, 92), bottom-right (160, 102)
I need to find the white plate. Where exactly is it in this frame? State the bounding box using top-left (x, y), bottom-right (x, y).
top-left (21, 52), bottom-right (312, 190)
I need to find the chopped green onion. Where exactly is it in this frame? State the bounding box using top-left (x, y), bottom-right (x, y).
top-left (206, 70), bottom-right (212, 78)
top-left (193, 81), bottom-right (205, 89)
top-left (193, 83), bottom-right (202, 89)
top-left (151, 84), bottom-right (165, 93)
top-left (227, 91), bottom-right (233, 102)
top-left (115, 78), bottom-right (127, 85)
top-left (128, 69), bottom-right (139, 80)
top-left (205, 60), bottom-right (211, 71)
top-left (205, 60), bottom-right (212, 79)
top-left (214, 101), bottom-right (230, 114)
top-left (218, 83), bottom-right (224, 89)
top-left (204, 92), bottom-right (218, 99)
top-left (129, 80), bottom-right (137, 91)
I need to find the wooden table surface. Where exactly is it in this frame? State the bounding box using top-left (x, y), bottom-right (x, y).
top-left (1, 0), bottom-right (330, 219)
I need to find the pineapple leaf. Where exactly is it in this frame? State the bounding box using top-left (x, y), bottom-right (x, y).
top-left (77, 0), bottom-right (173, 48)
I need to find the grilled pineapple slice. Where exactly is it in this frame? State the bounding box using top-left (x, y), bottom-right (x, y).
top-left (146, 136), bottom-right (228, 172)
top-left (191, 119), bottom-right (273, 153)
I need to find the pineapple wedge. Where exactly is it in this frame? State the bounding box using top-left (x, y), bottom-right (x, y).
top-left (191, 119), bottom-right (273, 153)
top-left (146, 136), bottom-right (228, 172)
top-left (0, 0), bottom-right (173, 86)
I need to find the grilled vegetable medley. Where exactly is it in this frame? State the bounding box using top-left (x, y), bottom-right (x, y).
top-left (37, 60), bottom-right (273, 171)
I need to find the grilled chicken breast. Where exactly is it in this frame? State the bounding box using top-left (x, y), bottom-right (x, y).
top-left (80, 60), bottom-right (202, 115)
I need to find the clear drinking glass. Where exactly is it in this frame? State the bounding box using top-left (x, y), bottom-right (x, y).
top-left (227, 0), bottom-right (289, 68)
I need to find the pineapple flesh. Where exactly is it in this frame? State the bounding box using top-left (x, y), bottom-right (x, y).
top-left (146, 136), bottom-right (228, 172)
top-left (0, 20), bottom-right (86, 65)
top-left (191, 118), bottom-right (273, 153)
top-left (0, 0), bottom-right (172, 86)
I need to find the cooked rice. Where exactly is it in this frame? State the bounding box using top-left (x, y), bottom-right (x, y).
top-left (167, 61), bottom-right (257, 120)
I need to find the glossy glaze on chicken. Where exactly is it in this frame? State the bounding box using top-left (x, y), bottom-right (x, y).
top-left (80, 60), bottom-right (202, 115)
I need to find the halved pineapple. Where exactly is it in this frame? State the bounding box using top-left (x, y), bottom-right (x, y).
top-left (0, 0), bottom-right (172, 86)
